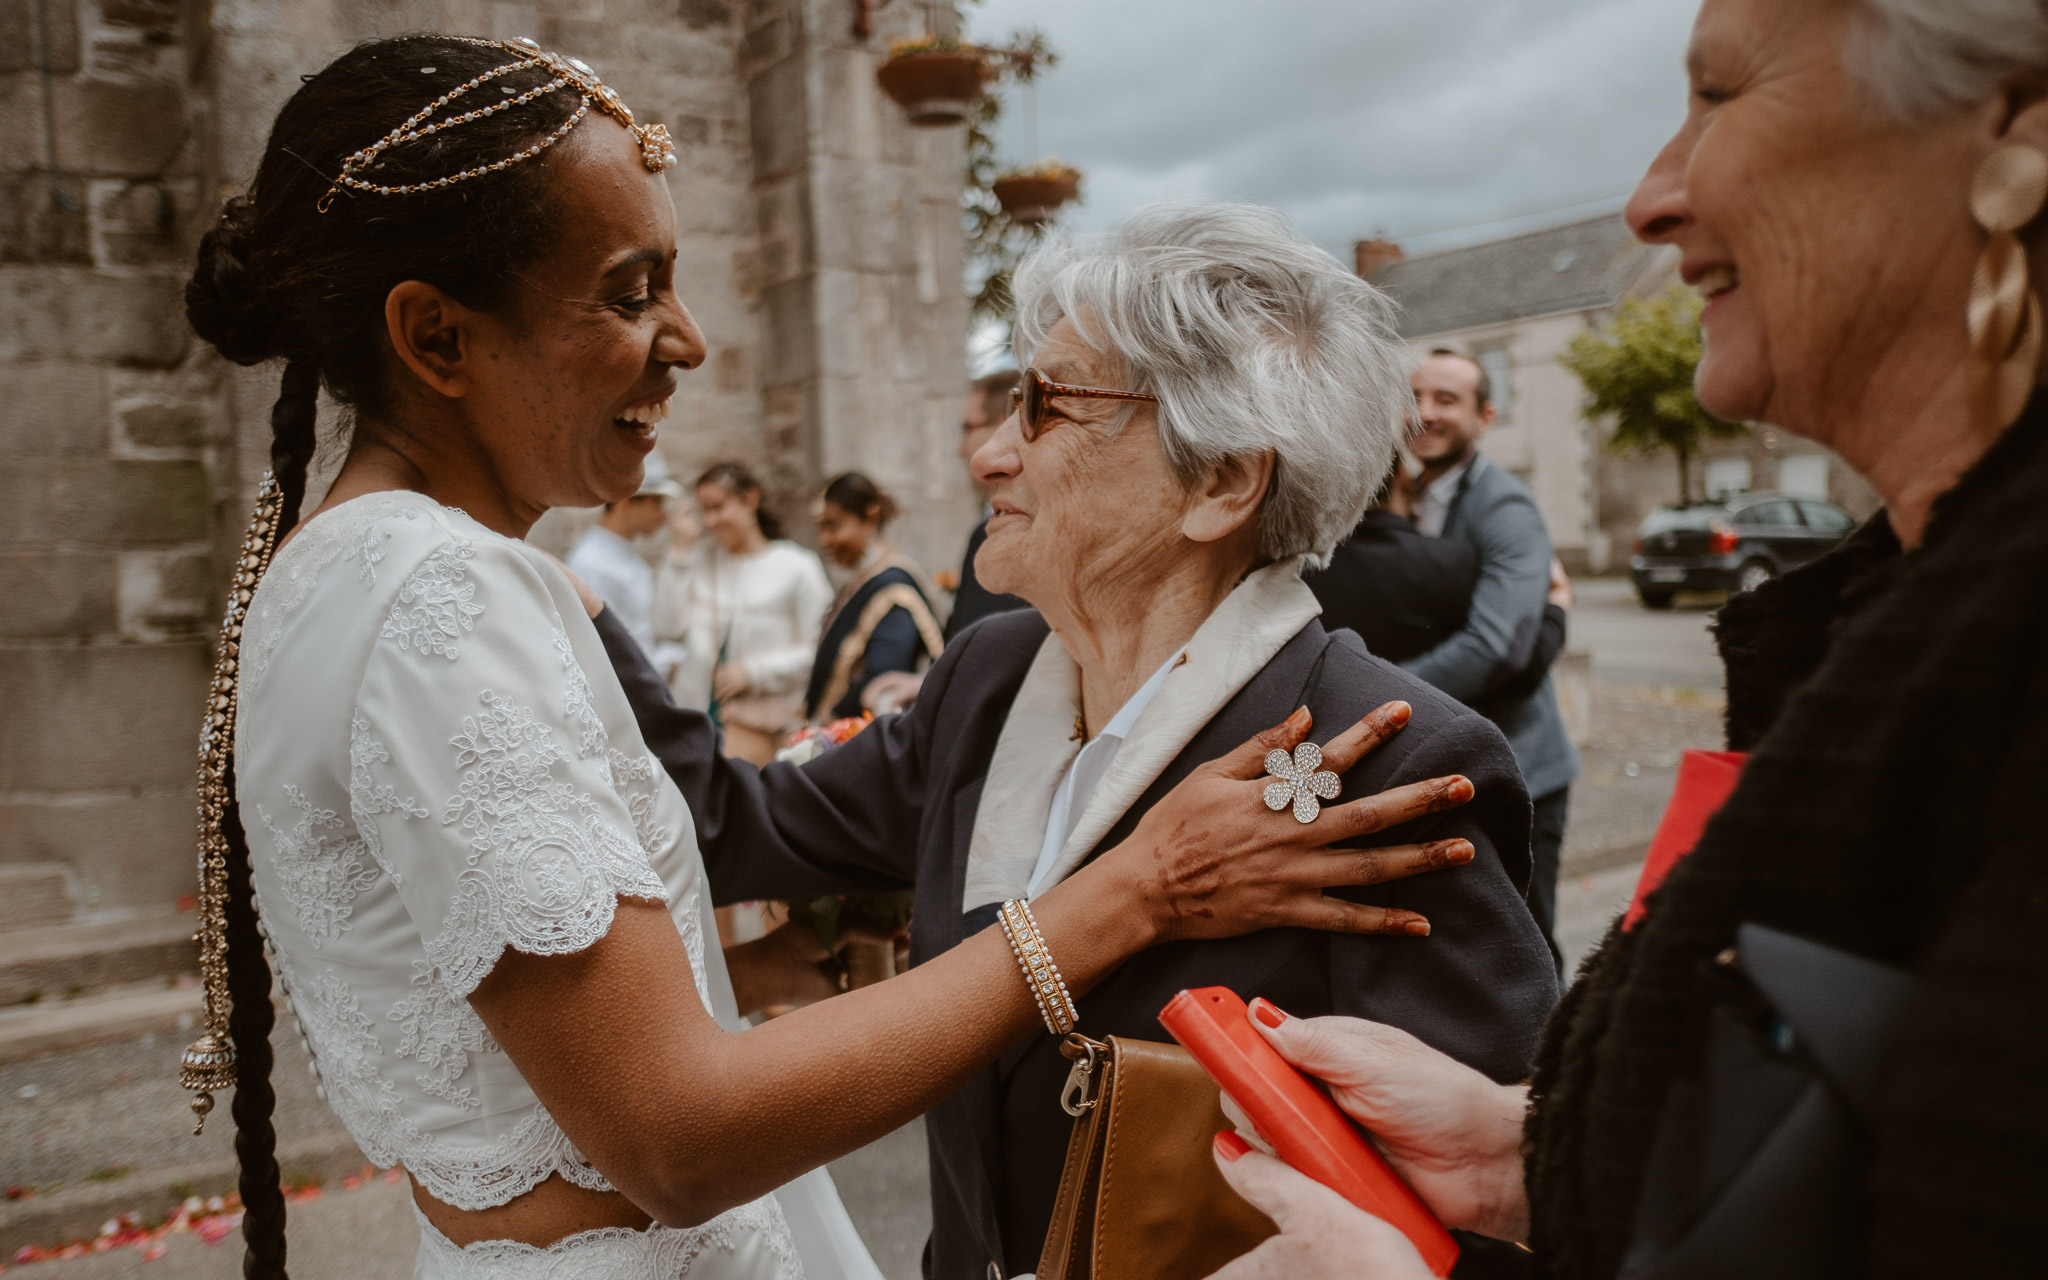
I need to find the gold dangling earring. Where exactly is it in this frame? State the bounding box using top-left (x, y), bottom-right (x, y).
top-left (1968, 144), bottom-right (2048, 434)
top-left (178, 472), bottom-right (283, 1134)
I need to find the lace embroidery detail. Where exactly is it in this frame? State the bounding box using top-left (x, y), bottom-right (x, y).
top-left (555, 630), bottom-right (608, 761)
top-left (390, 957), bottom-right (495, 1112)
top-left (349, 714), bottom-right (428, 887)
top-left (246, 497), bottom-right (424, 685)
top-left (294, 967), bottom-right (403, 1166)
top-left (410, 1192), bottom-right (803, 1278)
top-left (258, 787), bottom-right (379, 947)
top-left (383, 540), bottom-right (484, 659)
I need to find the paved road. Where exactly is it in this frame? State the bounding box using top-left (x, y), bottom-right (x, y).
top-left (6, 580), bottom-right (1722, 1278)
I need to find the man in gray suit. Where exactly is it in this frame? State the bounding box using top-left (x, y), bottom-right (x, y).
top-left (1402, 349), bottom-right (1580, 972)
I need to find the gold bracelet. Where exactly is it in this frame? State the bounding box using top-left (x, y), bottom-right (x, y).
top-left (999, 898), bottom-right (1078, 1035)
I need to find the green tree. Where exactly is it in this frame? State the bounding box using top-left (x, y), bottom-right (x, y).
top-left (1559, 284), bottom-right (1746, 502)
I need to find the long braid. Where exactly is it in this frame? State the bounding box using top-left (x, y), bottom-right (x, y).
top-left (219, 363), bottom-right (320, 1279)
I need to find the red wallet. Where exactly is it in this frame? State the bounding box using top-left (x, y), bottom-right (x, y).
top-left (1158, 986), bottom-right (1460, 1276)
top-left (1621, 749), bottom-right (1747, 931)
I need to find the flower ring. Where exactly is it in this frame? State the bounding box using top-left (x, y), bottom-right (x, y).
top-left (1263, 741), bottom-right (1342, 824)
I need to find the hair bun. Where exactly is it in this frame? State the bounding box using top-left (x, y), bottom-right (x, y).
top-left (186, 197), bottom-right (286, 366)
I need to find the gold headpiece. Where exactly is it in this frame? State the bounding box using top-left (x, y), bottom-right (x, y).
top-left (316, 37), bottom-right (676, 213)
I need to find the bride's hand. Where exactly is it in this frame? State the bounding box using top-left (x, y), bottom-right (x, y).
top-left (1102, 703), bottom-right (1477, 942)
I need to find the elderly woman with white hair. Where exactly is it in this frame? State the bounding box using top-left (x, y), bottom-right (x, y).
top-left (1194, 2), bottom-right (2048, 1278)
top-left (592, 202), bottom-right (1558, 1277)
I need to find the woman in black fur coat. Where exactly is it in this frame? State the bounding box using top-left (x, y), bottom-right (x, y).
top-left (1197, 2), bottom-right (2048, 1277)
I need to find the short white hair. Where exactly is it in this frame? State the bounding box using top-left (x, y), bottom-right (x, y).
top-left (1851, 0), bottom-right (2048, 122)
top-left (1009, 202), bottom-right (1409, 569)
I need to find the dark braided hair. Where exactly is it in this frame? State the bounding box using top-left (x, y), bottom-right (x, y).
top-left (183, 35), bottom-right (593, 1278)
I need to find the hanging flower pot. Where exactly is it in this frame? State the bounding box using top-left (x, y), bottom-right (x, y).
top-left (876, 38), bottom-right (990, 127)
top-left (992, 162), bottom-right (1082, 225)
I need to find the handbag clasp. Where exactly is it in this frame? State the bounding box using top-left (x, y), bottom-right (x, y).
top-left (1058, 1033), bottom-right (1108, 1117)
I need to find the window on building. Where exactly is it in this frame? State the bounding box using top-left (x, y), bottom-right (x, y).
top-left (1777, 453), bottom-right (1829, 498)
top-left (1704, 457), bottom-right (1751, 498)
top-left (1475, 347), bottom-right (1512, 422)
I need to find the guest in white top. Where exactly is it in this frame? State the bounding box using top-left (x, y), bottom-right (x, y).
top-left (566, 451), bottom-right (686, 673)
top-left (182, 36), bottom-right (1475, 1280)
top-left (669, 461), bottom-right (832, 764)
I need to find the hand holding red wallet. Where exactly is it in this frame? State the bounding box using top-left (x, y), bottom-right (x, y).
top-left (1169, 992), bottom-right (1533, 1252)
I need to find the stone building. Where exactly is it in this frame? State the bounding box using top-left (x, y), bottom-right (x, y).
top-left (1363, 213), bottom-right (1877, 573)
top-left (1, 0), bottom-right (973, 1016)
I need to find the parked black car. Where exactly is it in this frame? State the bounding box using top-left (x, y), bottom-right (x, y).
top-left (1628, 492), bottom-right (1856, 608)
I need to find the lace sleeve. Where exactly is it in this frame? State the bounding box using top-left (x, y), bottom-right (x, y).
top-left (351, 531), bottom-right (670, 1001)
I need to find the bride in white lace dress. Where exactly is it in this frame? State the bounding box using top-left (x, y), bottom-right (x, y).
top-left (182, 35), bottom-right (1473, 1280)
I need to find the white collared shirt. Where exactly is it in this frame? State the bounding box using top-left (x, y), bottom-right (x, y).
top-left (1415, 456), bottom-right (1474, 538)
top-left (1024, 646), bottom-right (1187, 898)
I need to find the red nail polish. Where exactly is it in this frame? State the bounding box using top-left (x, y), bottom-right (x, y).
top-left (1249, 998), bottom-right (1289, 1029)
top-left (1214, 1131), bottom-right (1251, 1162)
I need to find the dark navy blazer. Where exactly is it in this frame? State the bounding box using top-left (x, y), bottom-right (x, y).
top-left (595, 605), bottom-right (1557, 1279)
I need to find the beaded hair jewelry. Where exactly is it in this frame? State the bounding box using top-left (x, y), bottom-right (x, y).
top-left (315, 36), bottom-right (676, 213)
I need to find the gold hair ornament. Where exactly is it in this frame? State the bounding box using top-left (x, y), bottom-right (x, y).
top-left (1967, 144), bottom-right (2048, 434)
top-left (179, 472), bottom-right (283, 1134)
top-left (316, 37), bottom-right (676, 213)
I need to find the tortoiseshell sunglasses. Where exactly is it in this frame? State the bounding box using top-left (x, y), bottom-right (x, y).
top-left (1008, 366), bottom-right (1159, 442)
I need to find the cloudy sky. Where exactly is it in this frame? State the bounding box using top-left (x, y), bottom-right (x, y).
top-left (962, 0), bottom-right (1702, 263)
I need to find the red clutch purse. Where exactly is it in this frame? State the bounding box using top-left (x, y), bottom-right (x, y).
top-left (1158, 986), bottom-right (1460, 1276)
top-left (1622, 749), bottom-right (1747, 931)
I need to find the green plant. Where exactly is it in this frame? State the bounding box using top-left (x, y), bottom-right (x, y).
top-left (1560, 284), bottom-right (1748, 502)
top-left (962, 29), bottom-right (1057, 319)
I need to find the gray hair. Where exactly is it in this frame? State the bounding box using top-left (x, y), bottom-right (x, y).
top-left (1851, 0), bottom-right (2048, 122)
top-left (1009, 202), bottom-right (1409, 569)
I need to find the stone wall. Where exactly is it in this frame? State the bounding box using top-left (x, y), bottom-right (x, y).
top-left (1, 0), bottom-right (222, 919)
top-left (1, 0), bottom-right (970, 930)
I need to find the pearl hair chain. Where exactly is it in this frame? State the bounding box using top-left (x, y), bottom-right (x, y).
top-left (317, 36), bottom-right (675, 213)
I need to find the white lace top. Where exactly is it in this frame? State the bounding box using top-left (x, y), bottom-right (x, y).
top-left (233, 491), bottom-right (784, 1254)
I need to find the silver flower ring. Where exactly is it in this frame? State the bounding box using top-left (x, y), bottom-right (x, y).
top-left (1263, 741), bottom-right (1342, 824)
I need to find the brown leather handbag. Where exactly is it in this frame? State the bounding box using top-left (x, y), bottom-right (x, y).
top-left (1034, 1034), bottom-right (1275, 1279)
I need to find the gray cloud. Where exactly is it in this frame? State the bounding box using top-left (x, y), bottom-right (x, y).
top-left (965, 0), bottom-right (1700, 260)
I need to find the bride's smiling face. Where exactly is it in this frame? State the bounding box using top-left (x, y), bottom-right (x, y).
top-left (393, 119), bottom-right (708, 516)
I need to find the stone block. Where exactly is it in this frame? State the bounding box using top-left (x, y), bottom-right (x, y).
top-left (112, 396), bottom-right (208, 453)
top-left (88, 177), bottom-right (200, 269)
top-left (51, 78), bottom-right (190, 176)
top-left (747, 55), bottom-right (808, 179)
top-left (0, 266), bottom-right (189, 366)
top-left (0, 456), bottom-right (212, 546)
top-left (681, 0), bottom-right (735, 29)
top-left (0, 865), bottom-right (76, 931)
top-left (0, 642), bottom-right (211, 792)
top-left (758, 276), bottom-right (817, 387)
top-left (0, 550), bottom-right (119, 637)
top-left (117, 545), bottom-right (215, 640)
top-left (0, 0), bottom-right (79, 74)
top-left (0, 364), bottom-right (108, 455)
top-left (0, 74), bottom-right (49, 173)
top-left (0, 171), bottom-right (91, 264)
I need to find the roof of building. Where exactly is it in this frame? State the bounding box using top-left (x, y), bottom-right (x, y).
top-left (1368, 212), bottom-right (1673, 339)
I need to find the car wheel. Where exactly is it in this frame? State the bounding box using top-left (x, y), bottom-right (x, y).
top-left (1639, 589), bottom-right (1676, 610)
top-left (1733, 560), bottom-right (1773, 594)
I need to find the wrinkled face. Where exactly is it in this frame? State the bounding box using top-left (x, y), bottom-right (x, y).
top-left (1409, 354), bottom-right (1493, 467)
top-left (814, 500), bottom-right (876, 568)
top-left (970, 318), bottom-right (1193, 609)
top-left (696, 479), bottom-right (760, 552)
top-left (455, 121), bottom-right (706, 510)
top-left (1626, 0), bottom-right (1983, 433)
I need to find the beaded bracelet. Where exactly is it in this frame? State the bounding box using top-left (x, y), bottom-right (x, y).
top-left (998, 898), bottom-right (1079, 1036)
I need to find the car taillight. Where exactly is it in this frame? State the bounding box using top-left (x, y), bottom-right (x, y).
top-left (1632, 537), bottom-right (1644, 555)
top-left (1707, 523), bottom-right (1739, 555)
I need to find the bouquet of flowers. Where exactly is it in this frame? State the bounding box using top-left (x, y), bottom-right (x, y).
top-left (774, 713), bottom-right (911, 988)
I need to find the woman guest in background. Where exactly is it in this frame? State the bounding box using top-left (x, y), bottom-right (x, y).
top-left (668, 461), bottom-right (832, 764)
top-left (650, 481), bottom-right (702, 687)
top-left (184, 36), bottom-right (1463, 1280)
top-left (1198, 1), bottom-right (2048, 1276)
top-left (592, 202), bottom-right (1558, 1278)
top-left (807, 471), bottom-right (945, 721)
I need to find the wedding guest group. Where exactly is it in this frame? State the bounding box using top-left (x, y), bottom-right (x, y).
top-left (596, 202), bottom-right (1557, 1278)
top-left (177, 34), bottom-right (1510, 1280)
top-left (805, 471), bottom-right (944, 722)
top-left (1203, 0), bottom-right (2048, 1275)
top-left (666, 460), bottom-right (832, 765)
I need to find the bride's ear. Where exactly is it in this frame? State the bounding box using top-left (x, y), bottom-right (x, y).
top-left (1182, 449), bottom-right (1275, 545)
top-left (384, 280), bottom-right (475, 399)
